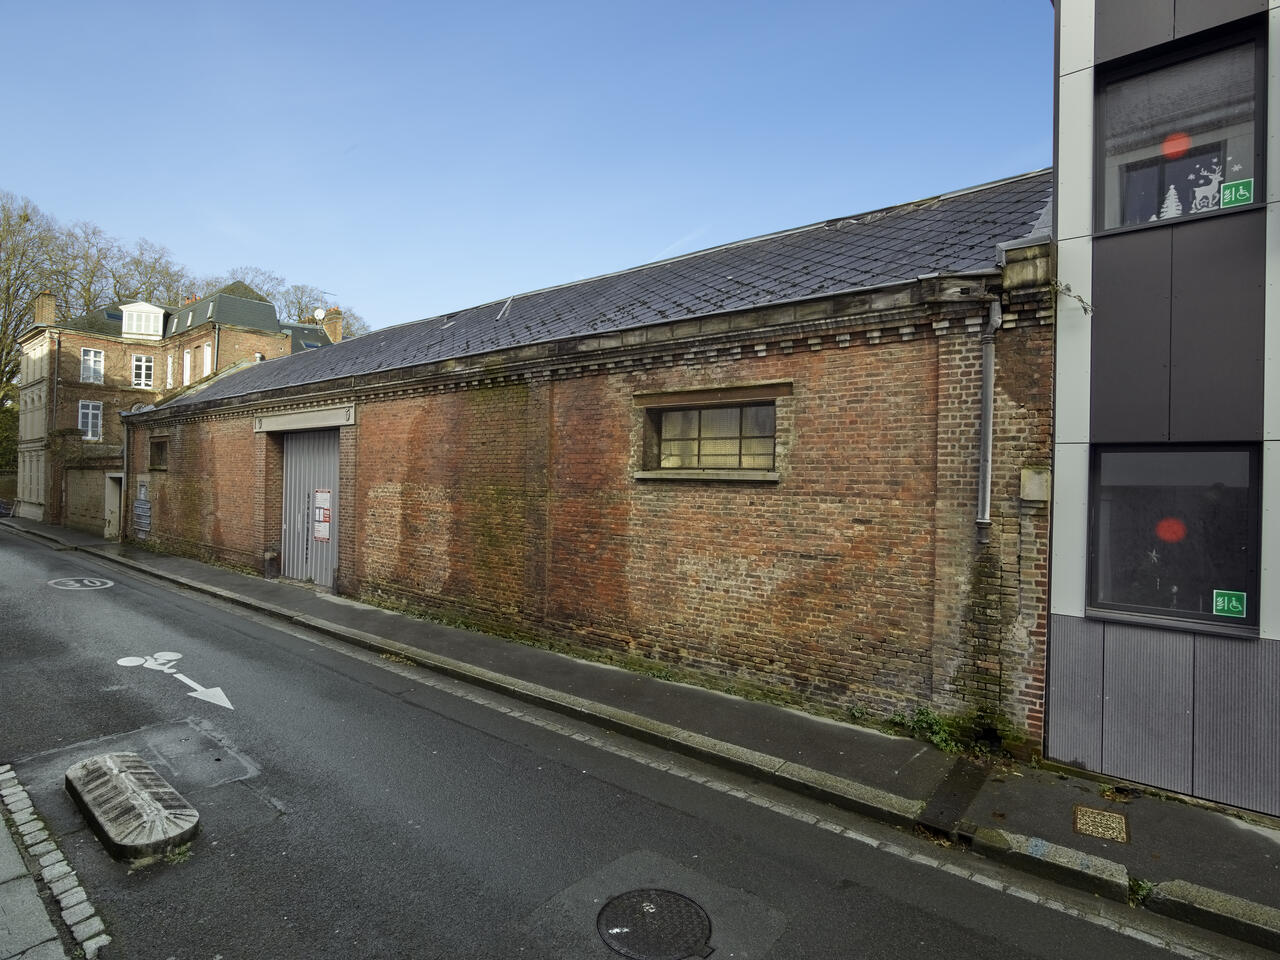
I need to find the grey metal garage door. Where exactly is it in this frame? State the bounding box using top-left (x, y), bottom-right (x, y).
top-left (281, 429), bottom-right (339, 588)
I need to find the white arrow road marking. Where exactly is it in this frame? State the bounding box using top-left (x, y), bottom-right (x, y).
top-left (116, 653), bottom-right (234, 709)
top-left (173, 673), bottom-right (234, 710)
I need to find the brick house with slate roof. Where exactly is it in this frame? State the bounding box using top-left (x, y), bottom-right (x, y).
top-left (14, 284), bottom-right (338, 536)
top-left (122, 171), bottom-right (1057, 745)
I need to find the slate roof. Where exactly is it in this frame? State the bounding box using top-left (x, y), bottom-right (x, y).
top-left (166, 291), bottom-right (280, 337)
top-left (164, 169), bottom-right (1052, 410)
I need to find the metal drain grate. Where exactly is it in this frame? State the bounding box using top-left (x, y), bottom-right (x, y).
top-left (597, 889), bottom-right (713, 960)
top-left (1073, 804), bottom-right (1129, 842)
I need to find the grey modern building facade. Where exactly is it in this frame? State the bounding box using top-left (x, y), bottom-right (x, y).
top-left (1049, 0), bottom-right (1280, 815)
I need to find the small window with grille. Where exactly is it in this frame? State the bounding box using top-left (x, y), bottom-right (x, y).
top-left (634, 383), bottom-right (789, 481)
top-left (659, 404), bottom-right (775, 470)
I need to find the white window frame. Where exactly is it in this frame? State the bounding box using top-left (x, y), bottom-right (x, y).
top-left (80, 348), bottom-right (104, 384)
top-left (182, 349), bottom-right (191, 386)
top-left (166, 355), bottom-right (174, 389)
top-left (203, 342), bottom-right (212, 377)
top-left (78, 401), bottom-right (102, 441)
top-left (132, 354), bottom-right (154, 388)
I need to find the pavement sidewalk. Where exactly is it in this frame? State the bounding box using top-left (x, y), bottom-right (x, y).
top-left (5, 515), bottom-right (1280, 952)
top-left (0, 764), bottom-right (67, 960)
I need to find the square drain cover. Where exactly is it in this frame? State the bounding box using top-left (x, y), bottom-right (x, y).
top-left (1073, 804), bottom-right (1128, 843)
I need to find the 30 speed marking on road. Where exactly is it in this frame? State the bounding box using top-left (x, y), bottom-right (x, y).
top-left (47, 577), bottom-right (114, 590)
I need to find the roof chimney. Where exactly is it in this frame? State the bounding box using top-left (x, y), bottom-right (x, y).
top-left (322, 307), bottom-right (344, 343)
top-left (33, 290), bottom-right (55, 326)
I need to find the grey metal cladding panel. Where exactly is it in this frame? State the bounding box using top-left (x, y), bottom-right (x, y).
top-left (1091, 230), bottom-right (1172, 442)
top-left (1193, 635), bottom-right (1280, 816)
top-left (282, 430), bottom-right (339, 589)
top-left (1047, 615), bottom-right (1105, 770)
top-left (1169, 211), bottom-right (1265, 440)
top-left (1101, 623), bottom-right (1194, 793)
top-left (1176, 0), bottom-right (1266, 38)
top-left (1096, 0), bottom-right (1175, 64)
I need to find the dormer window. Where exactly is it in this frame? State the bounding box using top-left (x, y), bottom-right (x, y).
top-left (206, 302), bottom-right (214, 319)
top-left (121, 303), bottom-right (163, 340)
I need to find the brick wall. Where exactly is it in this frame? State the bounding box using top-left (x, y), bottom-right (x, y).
top-left (127, 257), bottom-right (1055, 745)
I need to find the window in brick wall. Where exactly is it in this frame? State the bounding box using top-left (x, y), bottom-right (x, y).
top-left (149, 438), bottom-right (168, 470)
top-left (78, 401), bottom-right (102, 441)
top-left (80, 348), bottom-right (103, 384)
top-left (132, 354), bottom-right (153, 388)
top-left (1088, 445), bottom-right (1259, 629)
top-left (658, 405), bottom-right (776, 469)
top-left (634, 383), bottom-right (790, 481)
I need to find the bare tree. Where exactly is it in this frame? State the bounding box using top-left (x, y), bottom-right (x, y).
top-left (113, 238), bottom-right (192, 307)
top-left (198, 266), bottom-right (286, 306)
top-left (335, 305), bottom-right (371, 338)
top-left (278, 282), bottom-right (328, 324)
top-left (1, 195), bottom-right (372, 397)
top-left (48, 220), bottom-right (118, 319)
top-left (0, 192), bottom-right (57, 395)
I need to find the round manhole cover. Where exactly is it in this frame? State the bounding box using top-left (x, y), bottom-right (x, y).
top-left (597, 889), bottom-right (713, 960)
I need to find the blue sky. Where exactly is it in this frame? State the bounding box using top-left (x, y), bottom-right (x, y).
top-left (3, 1), bottom-right (1054, 329)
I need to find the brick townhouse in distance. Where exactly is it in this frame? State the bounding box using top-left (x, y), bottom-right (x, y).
top-left (121, 172), bottom-right (1058, 750)
top-left (14, 282), bottom-right (343, 536)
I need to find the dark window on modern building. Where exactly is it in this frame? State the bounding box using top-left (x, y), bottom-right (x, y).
top-left (1100, 39), bottom-right (1261, 229)
top-left (1088, 446), bottom-right (1259, 627)
top-left (658, 403), bottom-right (776, 470)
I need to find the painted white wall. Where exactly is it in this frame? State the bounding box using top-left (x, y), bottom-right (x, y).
top-left (1058, 0), bottom-right (1095, 79)
top-left (1057, 69), bottom-right (1096, 243)
top-left (1260, 7), bottom-right (1280, 638)
top-left (1052, 0), bottom-right (1097, 620)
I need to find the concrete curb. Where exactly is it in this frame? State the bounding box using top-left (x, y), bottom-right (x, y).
top-left (966, 827), bottom-right (1130, 902)
top-left (21, 531), bottom-right (1280, 953)
top-left (1146, 879), bottom-right (1280, 953)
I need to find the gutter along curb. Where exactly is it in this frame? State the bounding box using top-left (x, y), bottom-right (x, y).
top-left (8, 525), bottom-right (1274, 953)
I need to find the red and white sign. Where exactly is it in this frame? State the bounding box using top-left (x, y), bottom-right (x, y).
top-left (314, 489), bottom-right (332, 541)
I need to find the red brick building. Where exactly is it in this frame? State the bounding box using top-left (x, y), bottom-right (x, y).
top-left (123, 173), bottom-right (1056, 744)
top-left (14, 284), bottom-right (339, 535)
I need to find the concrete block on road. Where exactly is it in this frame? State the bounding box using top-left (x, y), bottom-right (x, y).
top-left (0, 876), bottom-right (60, 958)
top-left (65, 752), bottom-right (198, 860)
top-left (971, 827), bottom-right (1129, 902)
top-left (1147, 879), bottom-right (1280, 953)
top-left (83, 933), bottom-right (112, 959)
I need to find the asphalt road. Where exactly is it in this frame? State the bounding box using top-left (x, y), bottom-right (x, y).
top-left (0, 527), bottom-right (1262, 960)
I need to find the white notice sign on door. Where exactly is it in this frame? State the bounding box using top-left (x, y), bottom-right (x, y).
top-left (314, 489), bottom-right (331, 541)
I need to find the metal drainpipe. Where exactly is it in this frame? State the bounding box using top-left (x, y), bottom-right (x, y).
top-left (51, 333), bottom-right (61, 523)
top-left (213, 324), bottom-right (220, 371)
top-left (976, 299), bottom-right (1002, 544)
top-left (121, 415), bottom-right (129, 542)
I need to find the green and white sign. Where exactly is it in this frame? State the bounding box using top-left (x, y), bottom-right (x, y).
top-left (1213, 589), bottom-right (1247, 619)
top-left (1221, 179), bottom-right (1254, 208)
